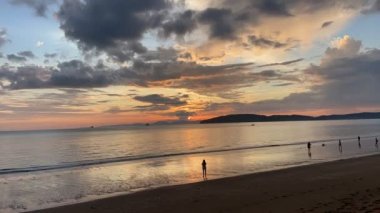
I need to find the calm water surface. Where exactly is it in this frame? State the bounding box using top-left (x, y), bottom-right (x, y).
top-left (1, 120), bottom-right (380, 212)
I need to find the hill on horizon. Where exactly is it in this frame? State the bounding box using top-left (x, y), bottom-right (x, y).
top-left (200, 112), bottom-right (380, 124)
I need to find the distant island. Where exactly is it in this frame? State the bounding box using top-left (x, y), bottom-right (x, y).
top-left (200, 112), bottom-right (380, 124)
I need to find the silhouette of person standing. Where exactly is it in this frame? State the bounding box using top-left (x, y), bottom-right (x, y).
top-left (338, 139), bottom-right (343, 153)
top-left (376, 137), bottom-right (379, 149)
top-left (358, 136), bottom-right (361, 149)
top-left (202, 159), bottom-right (207, 179)
top-left (307, 142), bottom-right (311, 158)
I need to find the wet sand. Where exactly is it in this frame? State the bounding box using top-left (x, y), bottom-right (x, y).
top-left (31, 154), bottom-right (380, 213)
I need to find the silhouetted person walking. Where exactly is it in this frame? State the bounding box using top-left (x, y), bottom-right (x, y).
top-left (338, 139), bottom-right (343, 153)
top-left (358, 136), bottom-right (361, 149)
top-left (376, 137), bottom-right (379, 149)
top-left (202, 159), bottom-right (207, 179)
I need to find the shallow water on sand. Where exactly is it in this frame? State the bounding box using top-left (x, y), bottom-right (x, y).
top-left (1, 119), bottom-right (380, 212)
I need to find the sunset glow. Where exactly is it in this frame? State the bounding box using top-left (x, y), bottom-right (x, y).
top-left (1, 0), bottom-right (380, 130)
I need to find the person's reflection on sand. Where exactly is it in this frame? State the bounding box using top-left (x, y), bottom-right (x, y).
top-left (202, 159), bottom-right (207, 180)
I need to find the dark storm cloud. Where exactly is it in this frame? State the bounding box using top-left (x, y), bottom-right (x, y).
top-left (169, 69), bottom-right (299, 93)
top-left (7, 54), bottom-right (27, 62)
top-left (115, 60), bottom-right (300, 95)
top-left (131, 93), bottom-right (190, 112)
top-left (53, 0), bottom-right (372, 63)
top-left (53, 0), bottom-right (258, 44)
top-left (105, 41), bottom-right (148, 63)
top-left (138, 47), bottom-right (177, 62)
top-left (57, 0), bottom-right (170, 50)
top-left (133, 94), bottom-right (187, 106)
top-left (50, 60), bottom-right (116, 88)
top-left (248, 35), bottom-right (288, 49)
top-left (189, 0), bottom-right (293, 40)
top-left (191, 0), bottom-right (365, 40)
top-left (252, 0), bottom-right (293, 16)
top-left (6, 51), bottom-right (37, 63)
top-left (18, 51), bottom-right (35, 58)
top-left (0, 64), bottom-right (51, 89)
top-left (274, 83), bottom-right (293, 87)
top-left (0, 54), bottom-right (300, 97)
top-left (122, 61), bottom-right (255, 85)
top-left (57, 0), bottom-right (173, 62)
top-left (178, 52), bottom-right (192, 60)
top-left (9, 0), bottom-right (57, 17)
top-left (258, 70), bottom-right (282, 77)
top-left (321, 21), bottom-right (334, 28)
top-left (258, 58), bottom-right (304, 68)
top-left (161, 10), bottom-right (197, 38)
top-left (170, 73), bottom-right (256, 91)
top-left (105, 93), bottom-right (124, 97)
top-left (198, 8), bottom-right (238, 40)
top-left (0, 59), bottom-right (262, 91)
top-left (0, 60), bottom-right (118, 89)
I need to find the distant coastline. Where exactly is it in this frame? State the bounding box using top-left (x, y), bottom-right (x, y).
top-left (3, 112), bottom-right (380, 133)
top-left (200, 112), bottom-right (380, 124)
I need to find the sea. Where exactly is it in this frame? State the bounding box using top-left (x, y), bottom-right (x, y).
top-left (1, 119), bottom-right (380, 212)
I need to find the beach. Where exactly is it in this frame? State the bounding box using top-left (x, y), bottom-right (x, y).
top-left (2, 120), bottom-right (380, 212)
top-left (31, 154), bottom-right (380, 213)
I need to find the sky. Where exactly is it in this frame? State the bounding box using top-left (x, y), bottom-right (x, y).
top-left (1, 0), bottom-right (380, 130)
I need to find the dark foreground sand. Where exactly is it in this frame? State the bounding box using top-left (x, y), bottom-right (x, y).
top-left (32, 154), bottom-right (380, 213)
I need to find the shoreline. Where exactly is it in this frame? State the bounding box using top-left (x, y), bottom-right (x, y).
top-left (3, 134), bottom-right (377, 176)
top-left (30, 153), bottom-right (380, 213)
